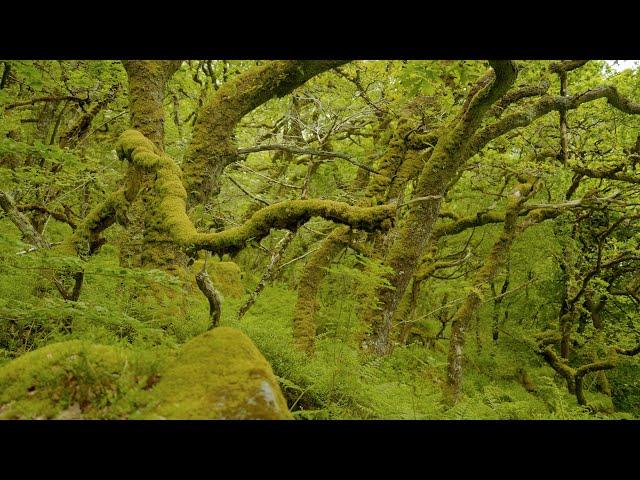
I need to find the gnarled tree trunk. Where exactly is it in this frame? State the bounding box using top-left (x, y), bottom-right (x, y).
top-left (366, 61), bottom-right (519, 356)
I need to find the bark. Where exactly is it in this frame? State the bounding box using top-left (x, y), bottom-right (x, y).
top-left (195, 256), bottom-right (223, 329)
top-left (398, 278), bottom-right (422, 345)
top-left (0, 61), bottom-right (10, 89)
top-left (559, 71), bottom-right (569, 164)
top-left (490, 269), bottom-right (509, 342)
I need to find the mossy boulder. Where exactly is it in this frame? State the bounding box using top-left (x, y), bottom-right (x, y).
top-left (0, 328), bottom-right (291, 420)
top-left (0, 341), bottom-right (165, 419)
top-left (148, 327), bottom-right (292, 419)
top-left (192, 260), bottom-right (244, 299)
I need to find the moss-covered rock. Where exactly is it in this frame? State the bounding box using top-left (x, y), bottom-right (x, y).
top-left (0, 340), bottom-right (165, 419)
top-left (148, 327), bottom-right (292, 419)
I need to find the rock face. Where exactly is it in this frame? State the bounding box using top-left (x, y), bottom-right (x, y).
top-left (150, 327), bottom-right (292, 419)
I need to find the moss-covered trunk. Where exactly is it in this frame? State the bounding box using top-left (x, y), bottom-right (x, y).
top-left (119, 60), bottom-right (183, 271)
top-left (117, 61), bottom-right (193, 322)
top-left (445, 181), bottom-right (534, 403)
top-left (292, 226), bottom-right (351, 354)
top-left (366, 61), bottom-right (518, 356)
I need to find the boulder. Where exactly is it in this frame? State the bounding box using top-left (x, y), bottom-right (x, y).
top-left (0, 341), bottom-right (152, 419)
top-left (0, 327), bottom-right (291, 420)
top-left (150, 327), bottom-right (292, 419)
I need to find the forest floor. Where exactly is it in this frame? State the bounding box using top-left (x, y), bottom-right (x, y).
top-left (0, 219), bottom-right (637, 419)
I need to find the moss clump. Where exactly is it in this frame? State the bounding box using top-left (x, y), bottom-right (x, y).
top-left (0, 340), bottom-right (166, 419)
top-left (191, 260), bottom-right (244, 299)
top-left (149, 327), bottom-right (292, 419)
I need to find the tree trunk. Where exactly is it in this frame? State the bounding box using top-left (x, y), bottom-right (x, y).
top-left (366, 61), bottom-right (518, 356)
top-left (445, 181), bottom-right (533, 403)
top-left (119, 60), bottom-right (183, 271)
top-left (292, 226), bottom-right (351, 354)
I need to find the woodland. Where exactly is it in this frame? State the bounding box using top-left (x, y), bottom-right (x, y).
top-left (1, 59), bottom-right (640, 420)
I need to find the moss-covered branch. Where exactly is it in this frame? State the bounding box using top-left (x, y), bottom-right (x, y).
top-left (549, 60), bottom-right (589, 74)
top-left (107, 131), bottom-right (393, 257)
top-left (539, 344), bottom-right (617, 407)
top-left (16, 203), bottom-right (77, 229)
top-left (468, 85), bottom-right (640, 158)
top-left (486, 81), bottom-right (550, 119)
top-left (191, 199), bottom-right (392, 255)
top-left (182, 60), bottom-right (347, 203)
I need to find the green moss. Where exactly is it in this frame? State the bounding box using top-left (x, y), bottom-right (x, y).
top-left (192, 260), bottom-right (244, 299)
top-left (0, 340), bottom-right (167, 419)
top-left (193, 200), bottom-right (393, 254)
top-left (148, 327), bottom-right (292, 419)
top-left (121, 61), bottom-right (180, 149)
